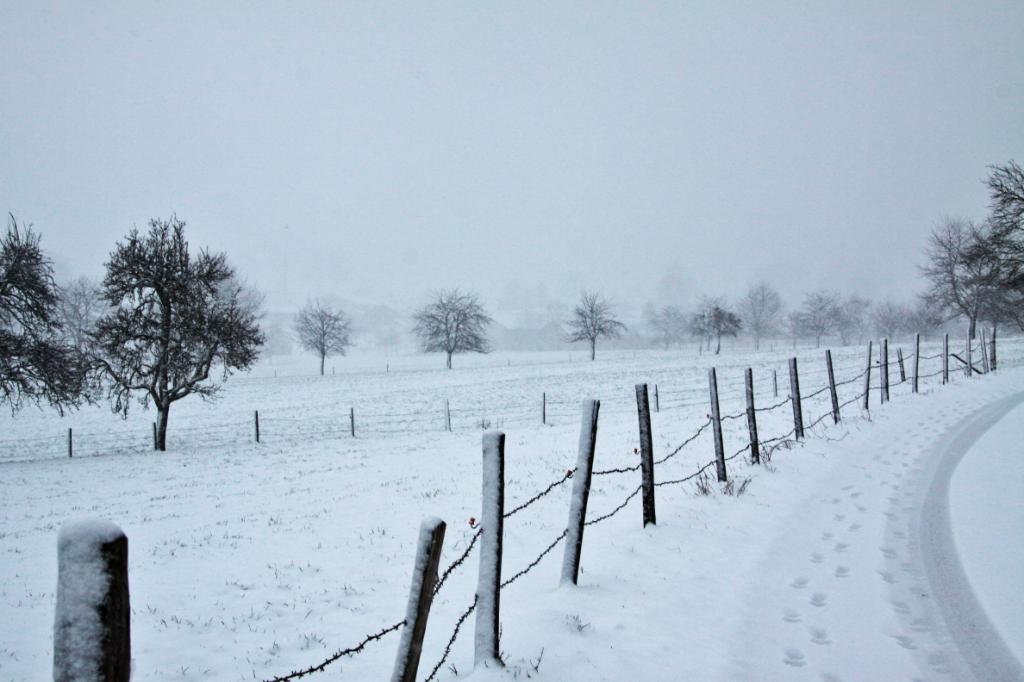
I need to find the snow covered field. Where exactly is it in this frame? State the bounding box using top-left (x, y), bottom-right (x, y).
top-left (1, 339), bottom-right (1022, 680)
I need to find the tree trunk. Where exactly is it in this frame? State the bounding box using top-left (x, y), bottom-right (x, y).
top-left (816, 334), bottom-right (821, 348)
top-left (754, 336), bottom-right (760, 352)
top-left (590, 339), bottom-right (596, 361)
top-left (446, 352), bottom-right (452, 369)
top-left (156, 403), bottom-right (170, 452)
top-left (319, 353), bottom-right (325, 376)
top-left (715, 331), bottom-right (721, 355)
top-left (969, 315), bottom-right (977, 340)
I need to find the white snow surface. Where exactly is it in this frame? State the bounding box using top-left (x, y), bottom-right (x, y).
top-left (951, 401), bottom-right (1024, 665)
top-left (1, 343), bottom-right (1023, 680)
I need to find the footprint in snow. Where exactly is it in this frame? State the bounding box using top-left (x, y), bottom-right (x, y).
top-left (881, 547), bottom-right (897, 559)
top-left (877, 570), bottom-right (897, 584)
top-left (809, 627), bottom-right (832, 645)
top-left (848, 523), bottom-right (862, 532)
top-left (821, 673), bottom-right (844, 682)
top-left (810, 553), bottom-right (825, 564)
top-left (833, 542), bottom-right (848, 553)
top-left (856, 505), bottom-right (867, 512)
top-left (810, 592), bottom-right (828, 607)
top-left (791, 576), bottom-right (810, 589)
top-left (910, 617), bottom-right (932, 633)
top-left (834, 566), bottom-right (851, 578)
top-left (821, 532), bottom-right (834, 541)
top-left (893, 634), bottom-right (917, 650)
top-left (783, 609), bottom-right (802, 623)
top-left (891, 600), bottom-right (911, 615)
top-left (834, 514), bottom-right (845, 522)
top-left (783, 649), bottom-right (806, 667)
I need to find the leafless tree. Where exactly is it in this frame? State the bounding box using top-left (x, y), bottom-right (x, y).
top-left (1, 215), bottom-right (88, 413)
top-left (797, 290), bottom-right (841, 348)
top-left (413, 289), bottom-right (492, 368)
top-left (834, 294), bottom-right (871, 345)
top-left (977, 161), bottom-right (1024, 330)
top-left (737, 282), bottom-right (782, 351)
top-left (565, 291), bottom-right (626, 360)
top-left (93, 217), bottom-right (264, 451)
top-left (871, 299), bottom-right (914, 340)
top-left (644, 304), bottom-right (687, 349)
top-left (919, 218), bottom-right (1001, 338)
top-left (57, 276), bottom-right (104, 352)
top-left (987, 159), bottom-right (1024, 232)
top-left (294, 301), bottom-right (352, 375)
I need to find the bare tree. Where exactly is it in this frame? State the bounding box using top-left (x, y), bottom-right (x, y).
top-left (93, 217), bottom-right (264, 451)
top-left (919, 218), bottom-right (1001, 338)
top-left (57, 276), bottom-right (104, 353)
top-left (644, 304), bottom-right (687, 349)
top-left (737, 282), bottom-right (782, 351)
top-left (978, 161), bottom-right (1024, 331)
top-left (294, 301), bottom-right (352, 375)
top-left (871, 299), bottom-right (913, 340)
top-left (987, 159), bottom-right (1024, 232)
top-left (0, 215), bottom-right (88, 413)
top-left (834, 294), bottom-right (871, 346)
top-left (413, 289), bottom-right (492, 368)
top-left (798, 290), bottom-right (841, 347)
top-left (565, 291), bottom-right (626, 360)
top-left (706, 303), bottom-right (741, 355)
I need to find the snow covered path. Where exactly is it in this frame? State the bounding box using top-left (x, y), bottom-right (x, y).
top-left (501, 371), bottom-right (1024, 682)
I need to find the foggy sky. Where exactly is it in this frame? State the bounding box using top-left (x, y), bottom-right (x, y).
top-left (2, 2), bottom-right (1023, 318)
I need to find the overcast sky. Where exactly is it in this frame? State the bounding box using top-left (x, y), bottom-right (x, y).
top-left (2, 1), bottom-right (1022, 316)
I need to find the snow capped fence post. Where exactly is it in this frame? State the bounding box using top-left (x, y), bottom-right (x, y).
top-left (444, 399), bottom-right (451, 432)
top-left (53, 520), bottom-right (130, 682)
top-left (913, 334), bottom-right (920, 394)
top-left (636, 384), bottom-right (658, 524)
top-left (744, 368), bottom-right (760, 464)
top-left (980, 329), bottom-right (991, 373)
top-left (561, 399), bottom-right (600, 585)
top-left (254, 410), bottom-right (260, 444)
top-left (897, 348), bottom-right (906, 383)
top-left (881, 339), bottom-right (890, 404)
top-left (966, 332), bottom-right (972, 378)
top-left (654, 384), bottom-right (660, 413)
top-left (350, 408), bottom-right (355, 437)
top-left (788, 358), bottom-right (804, 440)
top-left (991, 326), bottom-right (997, 371)
top-left (772, 369), bottom-right (778, 398)
top-left (474, 432), bottom-right (504, 668)
top-left (391, 517), bottom-right (446, 682)
top-left (942, 334), bottom-right (949, 384)
top-left (541, 392), bottom-right (546, 425)
top-left (68, 428), bottom-right (73, 459)
top-left (863, 341), bottom-right (873, 410)
top-left (826, 350), bottom-right (840, 424)
top-left (708, 370), bottom-right (727, 481)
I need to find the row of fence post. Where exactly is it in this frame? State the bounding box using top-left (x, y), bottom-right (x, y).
top-left (51, 326), bottom-right (1000, 680)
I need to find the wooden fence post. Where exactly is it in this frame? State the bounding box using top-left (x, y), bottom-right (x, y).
top-left (67, 428), bottom-right (73, 459)
top-left (897, 348), bottom-right (906, 383)
top-left (789, 358), bottom-right (804, 440)
top-left (152, 422), bottom-right (157, 451)
top-left (862, 341), bottom-right (873, 410)
top-left (773, 369), bottom-right (778, 398)
top-left (881, 339), bottom-right (890, 404)
top-left (254, 410), bottom-right (260, 443)
top-left (913, 334), bottom-right (920, 394)
top-left (991, 326), bottom-right (998, 371)
top-left (826, 350), bottom-right (840, 424)
top-left (744, 368), bottom-right (760, 464)
top-left (542, 392), bottom-right (546, 425)
top-left (966, 332), bottom-right (972, 378)
top-left (636, 384), bottom-right (657, 525)
top-left (391, 517), bottom-right (446, 682)
top-left (54, 520), bottom-right (130, 682)
top-left (654, 384), bottom-right (660, 413)
top-left (980, 329), bottom-right (991, 373)
top-left (474, 432), bottom-right (504, 667)
top-left (561, 399), bottom-right (600, 585)
top-left (350, 408), bottom-right (355, 437)
top-left (708, 370), bottom-right (727, 481)
top-left (943, 333), bottom-right (949, 384)
top-left (444, 399), bottom-right (451, 432)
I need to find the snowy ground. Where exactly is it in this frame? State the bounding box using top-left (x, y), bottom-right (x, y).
top-left (1, 340), bottom-right (1022, 681)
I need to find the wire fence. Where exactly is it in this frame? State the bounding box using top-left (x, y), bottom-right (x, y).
top-left (246, 335), bottom-right (1008, 682)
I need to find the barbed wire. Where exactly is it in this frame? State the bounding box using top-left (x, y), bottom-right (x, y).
top-left (423, 596), bottom-right (478, 682)
top-left (504, 470), bottom-right (575, 519)
top-left (434, 529), bottom-right (482, 596)
top-left (262, 619), bottom-right (405, 682)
